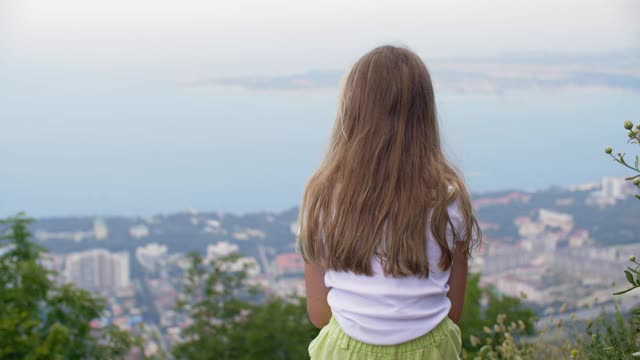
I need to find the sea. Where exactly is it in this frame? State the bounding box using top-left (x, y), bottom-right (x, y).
top-left (1, 69), bottom-right (638, 217)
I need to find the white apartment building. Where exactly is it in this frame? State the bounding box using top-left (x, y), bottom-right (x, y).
top-left (601, 177), bottom-right (627, 200)
top-left (136, 243), bottom-right (168, 271)
top-left (64, 249), bottom-right (129, 291)
top-left (538, 209), bottom-right (574, 231)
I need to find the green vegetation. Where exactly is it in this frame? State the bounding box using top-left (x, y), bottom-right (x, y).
top-left (579, 304), bottom-right (639, 360)
top-left (2, 120), bottom-right (638, 359)
top-left (605, 119), bottom-right (640, 199)
top-left (5, 210), bottom-right (638, 359)
top-left (2, 213), bottom-right (535, 359)
top-left (173, 262), bottom-right (539, 359)
top-left (615, 256), bottom-right (640, 296)
top-left (578, 204), bottom-right (639, 359)
top-left (460, 119), bottom-right (640, 359)
top-left (459, 273), bottom-right (536, 355)
top-left (170, 251), bottom-right (319, 359)
top-left (0, 214), bottom-right (135, 359)
top-left (589, 119), bottom-right (640, 358)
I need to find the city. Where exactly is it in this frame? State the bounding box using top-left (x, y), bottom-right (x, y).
top-left (11, 176), bottom-right (640, 357)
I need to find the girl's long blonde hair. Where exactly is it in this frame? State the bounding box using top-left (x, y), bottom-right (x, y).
top-left (297, 45), bottom-right (481, 278)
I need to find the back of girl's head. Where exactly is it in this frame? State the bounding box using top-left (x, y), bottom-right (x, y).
top-left (297, 45), bottom-right (481, 278)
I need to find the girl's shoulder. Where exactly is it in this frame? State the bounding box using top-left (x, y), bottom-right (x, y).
top-left (445, 184), bottom-right (462, 216)
top-left (444, 188), bottom-right (469, 239)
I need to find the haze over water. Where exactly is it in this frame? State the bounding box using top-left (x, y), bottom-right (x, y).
top-left (2, 74), bottom-right (636, 216)
top-left (1, 0), bottom-right (638, 217)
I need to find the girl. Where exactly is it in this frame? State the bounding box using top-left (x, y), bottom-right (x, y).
top-left (296, 45), bottom-right (481, 359)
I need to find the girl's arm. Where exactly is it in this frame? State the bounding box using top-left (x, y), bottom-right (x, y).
top-left (304, 261), bottom-right (332, 328)
top-left (447, 243), bottom-right (469, 324)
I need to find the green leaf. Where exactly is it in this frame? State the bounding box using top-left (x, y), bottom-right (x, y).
top-left (626, 270), bottom-right (635, 285)
top-left (636, 155), bottom-right (639, 169)
top-left (614, 287), bottom-right (636, 295)
top-left (628, 267), bottom-right (640, 275)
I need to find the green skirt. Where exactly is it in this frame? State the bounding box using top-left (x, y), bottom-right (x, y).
top-left (308, 315), bottom-right (462, 359)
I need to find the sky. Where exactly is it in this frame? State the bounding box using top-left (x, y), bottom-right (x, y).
top-left (1, 0), bottom-right (639, 217)
top-left (2, 0), bottom-right (638, 75)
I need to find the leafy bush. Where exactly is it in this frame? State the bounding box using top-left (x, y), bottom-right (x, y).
top-left (578, 305), bottom-right (639, 360)
top-left (172, 252), bottom-right (319, 359)
top-left (0, 214), bottom-right (135, 359)
top-left (459, 273), bottom-right (536, 357)
top-left (605, 119), bottom-right (640, 199)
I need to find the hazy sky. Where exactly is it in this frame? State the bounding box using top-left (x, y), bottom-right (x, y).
top-left (1, 1), bottom-right (639, 217)
top-left (2, 0), bottom-right (639, 76)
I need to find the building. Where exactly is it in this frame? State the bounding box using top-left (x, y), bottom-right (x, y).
top-left (473, 192), bottom-right (531, 210)
top-left (602, 177), bottom-right (627, 200)
top-left (481, 243), bottom-right (531, 275)
top-left (136, 243), bottom-right (168, 271)
top-left (586, 176), bottom-right (634, 207)
top-left (568, 229), bottom-right (589, 248)
top-left (93, 218), bottom-right (109, 241)
top-left (205, 242), bottom-right (260, 276)
top-left (275, 253), bottom-right (304, 275)
top-left (568, 182), bottom-right (599, 192)
top-left (129, 224), bottom-right (150, 239)
top-left (517, 220), bottom-right (545, 239)
top-left (206, 241), bottom-right (239, 259)
top-left (538, 209), bottom-right (573, 232)
top-left (487, 274), bottom-right (546, 303)
top-left (65, 249), bottom-right (130, 292)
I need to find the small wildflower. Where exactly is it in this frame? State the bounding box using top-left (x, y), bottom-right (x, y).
top-left (637, 124), bottom-right (640, 130)
top-left (571, 349), bottom-right (578, 359)
top-left (559, 303), bottom-right (567, 313)
top-left (625, 120), bottom-right (634, 130)
top-left (470, 335), bottom-right (481, 347)
top-left (604, 146), bottom-right (613, 154)
top-left (631, 255), bottom-right (637, 262)
top-left (569, 313), bottom-right (575, 320)
top-left (518, 320), bottom-right (525, 330)
top-left (632, 351), bottom-right (640, 357)
top-left (483, 326), bottom-right (492, 334)
top-left (629, 130), bottom-right (636, 138)
top-left (634, 179), bottom-right (640, 186)
top-left (557, 319), bottom-right (564, 328)
top-left (519, 291), bottom-right (527, 299)
top-left (544, 306), bottom-right (553, 315)
top-left (494, 324), bottom-right (501, 332)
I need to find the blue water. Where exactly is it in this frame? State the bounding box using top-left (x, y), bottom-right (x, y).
top-left (0, 65), bottom-right (637, 217)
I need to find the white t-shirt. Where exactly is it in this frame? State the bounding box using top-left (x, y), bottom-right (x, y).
top-left (323, 200), bottom-right (465, 345)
